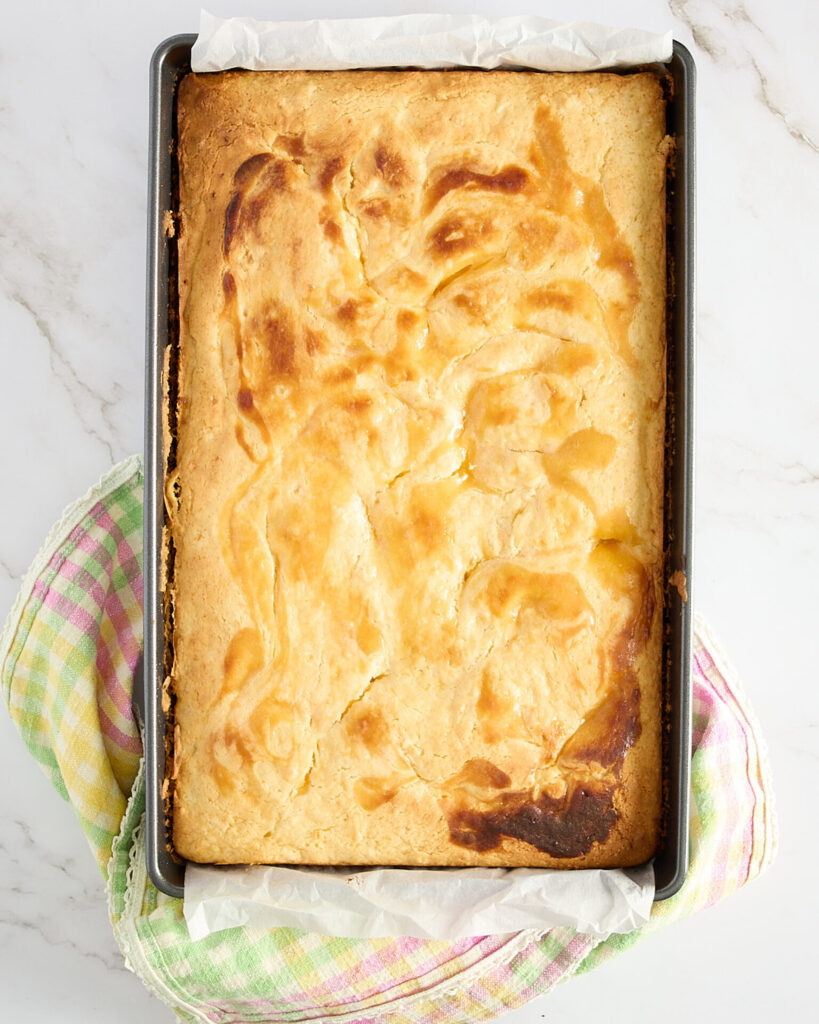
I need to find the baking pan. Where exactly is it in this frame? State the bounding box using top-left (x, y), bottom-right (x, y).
top-left (143, 34), bottom-right (694, 901)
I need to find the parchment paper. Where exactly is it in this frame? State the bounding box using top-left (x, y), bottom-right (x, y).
top-left (182, 8), bottom-right (668, 943)
top-left (192, 11), bottom-right (672, 73)
top-left (185, 862), bottom-right (655, 941)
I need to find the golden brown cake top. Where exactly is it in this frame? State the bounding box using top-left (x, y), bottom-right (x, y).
top-left (169, 69), bottom-right (667, 866)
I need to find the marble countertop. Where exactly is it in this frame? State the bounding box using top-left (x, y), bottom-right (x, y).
top-left (1, 0), bottom-right (814, 1019)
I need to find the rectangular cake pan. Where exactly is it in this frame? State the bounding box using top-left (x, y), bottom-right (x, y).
top-left (143, 35), bottom-right (694, 902)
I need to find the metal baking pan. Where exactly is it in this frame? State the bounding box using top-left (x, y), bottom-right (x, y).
top-left (143, 35), bottom-right (694, 901)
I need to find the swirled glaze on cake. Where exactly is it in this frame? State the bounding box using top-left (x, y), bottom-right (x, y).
top-left (169, 69), bottom-right (668, 866)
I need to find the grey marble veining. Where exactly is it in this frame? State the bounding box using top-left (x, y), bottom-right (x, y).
top-left (671, 0), bottom-right (819, 156)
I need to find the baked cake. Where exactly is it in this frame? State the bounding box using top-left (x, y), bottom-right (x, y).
top-left (168, 69), bottom-right (668, 866)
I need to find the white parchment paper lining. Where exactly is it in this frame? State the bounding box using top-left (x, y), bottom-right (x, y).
top-left (183, 10), bottom-right (670, 942)
top-left (191, 11), bottom-right (672, 72)
top-left (185, 863), bottom-right (655, 941)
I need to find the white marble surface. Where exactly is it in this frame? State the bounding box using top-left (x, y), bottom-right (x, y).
top-left (0, 0), bottom-right (815, 1019)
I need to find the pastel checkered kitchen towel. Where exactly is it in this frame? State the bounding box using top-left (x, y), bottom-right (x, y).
top-left (1, 456), bottom-right (777, 1023)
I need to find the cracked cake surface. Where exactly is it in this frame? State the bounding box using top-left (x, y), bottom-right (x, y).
top-left (169, 69), bottom-right (668, 866)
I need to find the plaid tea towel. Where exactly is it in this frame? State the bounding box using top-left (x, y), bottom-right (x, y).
top-left (1, 457), bottom-right (777, 1024)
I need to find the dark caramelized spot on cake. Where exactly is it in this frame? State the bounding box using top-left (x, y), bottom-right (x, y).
top-left (563, 688), bottom-right (641, 769)
top-left (223, 191), bottom-right (243, 256)
top-left (375, 146), bottom-right (407, 188)
top-left (425, 165), bottom-right (529, 213)
top-left (223, 158), bottom-right (290, 256)
top-left (361, 198), bottom-right (391, 220)
top-left (276, 133), bottom-right (306, 158)
top-left (337, 299), bottom-right (362, 323)
top-left (397, 309), bottom-right (420, 332)
top-left (394, 267), bottom-right (428, 291)
top-left (446, 781), bottom-right (618, 856)
top-left (328, 366), bottom-right (357, 384)
top-left (263, 313), bottom-right (296, 376)
top-left (322, 217), bottom-right (343, 243)
top-left (454, 292), bottom-right (483, 319)
top-left (527, 286), bottom-right (578, 314)
top-left (604, 249), bottom-right (638, 283)
top-left (237, 388), bottom-right (254, 411)
top-left (222, 270), bottom-right (236, 300)
top-left (305, 329), bottom-right (326, 355)
top-left (429, 215), bottom-right (493, 257)
top-left (233, 152), bottom-right (273, 188)
top-left (343, 395), bottom-right (373, 416)
top-left (347, 709), bottom-right (389, 753)
top-left (556, 545), bottom-right (656, 769)
top-left (319, 155), bottom-right (345, 193)
top-left (242, 195), bottom-right (268, 233)
top-left (260, 158), bottom-right (290, 194)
